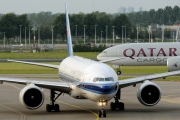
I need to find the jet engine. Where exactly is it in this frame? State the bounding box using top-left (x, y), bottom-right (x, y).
top-left (167, 56), bottom-right (180, 72)
top-left (19, 84), bottom-right (44, 109)
top-left (137, 81), bottom-right (161, 106)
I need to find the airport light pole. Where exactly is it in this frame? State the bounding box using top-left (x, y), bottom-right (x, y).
top-left (25, 27), bottom-right (27, 47)
top-left (94, 25), bottom-right (97, 45)
top-left (29, 25), bottom-right (30, 45)
top-left (51, 26), bottom-right (54, 46)
top-left (136, 25), bottom-right (139, 42)
top-left (112, 26), bottom-right (115, 45)
top-left (3, 32), bottom-right (5, 49)
top-left (83, 25), bottom-right (86, 45)
top-left (38, 26), bottom-right (40, 45)
top-left (19, 25), bottom-right (22, 44)
top-left (122, 26), bottom-right (124, 44)
top-left (125, 25), bottom-right (126, 43)
top-left (162, 24), bottom-right (164, 42)
top-left (106, 25), bottom-right (108, 46)
top-left (148, 26), bottom-right (151, 42)
top-left (101, 31), bottom-right (103, 44)
top-left (75, 25), bottom-right (77, 42)
top-left (33, 22), bottom-right (36, 45)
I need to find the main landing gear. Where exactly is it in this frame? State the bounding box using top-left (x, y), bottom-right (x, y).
top-left (112, 65), bottom-right (121, 75)
top-left (98, 100), bottom-right (107, 117)
top-left (111, 89), bottom-right (124, 110)
top-left (117, 65), bottom-right (121, 75)
top-left (117, 70), bottom-right (121, 75)
top-left (46, 90), bottom-right (62, 112)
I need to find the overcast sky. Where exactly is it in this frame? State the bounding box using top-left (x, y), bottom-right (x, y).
top-left (0, 0), bottom-right (180, 14)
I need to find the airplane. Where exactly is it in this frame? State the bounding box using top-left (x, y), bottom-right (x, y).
top-left (0, 4), bottom-right (180, 118)
top-left (97, 42), bottom-right (180, 75)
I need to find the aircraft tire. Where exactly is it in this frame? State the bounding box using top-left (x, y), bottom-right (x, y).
top-left (46, 104), bottom-right (51, 112)
top-left (118, 102), bottom-right (124, 110)
top-left (117, 71), bottom-right (121, 75)
top-left (98, 109), bottom-right (106, 117)
top-left (55, 104), bottom-right (60, 112)
top-left (110, 102), bottom-right (116, 110)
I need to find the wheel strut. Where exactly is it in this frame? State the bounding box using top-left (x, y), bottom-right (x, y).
top-left (46, 90), bottom-right (62, 112)
top-left (111, 89), bottom-right (124, 110)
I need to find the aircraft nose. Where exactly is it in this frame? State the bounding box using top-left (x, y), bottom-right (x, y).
top-left (97, 53), bottom-right (103, 60)
top-left (78, 82), bottom-right (119, 94)
top-left (100, 83), bottom-right (118, 93)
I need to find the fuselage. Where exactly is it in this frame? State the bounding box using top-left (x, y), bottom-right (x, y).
top-left (97, 42), bottom-right (180, 66)
top-left (58, 56), bottom-right (119, 102)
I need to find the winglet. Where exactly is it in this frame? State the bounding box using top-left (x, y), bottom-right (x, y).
top-left (65, 3), bottom-right (73, 56)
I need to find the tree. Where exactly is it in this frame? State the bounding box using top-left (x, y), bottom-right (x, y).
top-left (53, 14), bottom-right (66, 40)
top-left (17, 14), bottom-right (30, 39)
top-left (112, 14), bottom-right (132, 39)
top-left (84, 13), bottom-right (97, 38)
top-left (0, 13), bottom-right (18, 39)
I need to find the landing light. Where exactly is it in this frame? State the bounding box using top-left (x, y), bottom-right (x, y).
top-left (98, 100), bottom-right (107, 107)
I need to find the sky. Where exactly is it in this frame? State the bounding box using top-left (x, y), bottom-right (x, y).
top-left (0, 0), bottom-right (180, 14)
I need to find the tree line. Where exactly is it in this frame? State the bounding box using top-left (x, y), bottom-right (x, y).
top-left (0, 5), bottom-right (180, 42)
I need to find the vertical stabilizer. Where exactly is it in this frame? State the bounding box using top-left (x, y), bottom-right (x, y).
top-left (65, 3), bottom-right (74, 56)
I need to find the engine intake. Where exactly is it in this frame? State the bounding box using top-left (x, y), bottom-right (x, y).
top-left (137, 81), bottom-right (161, 106)
top-left (19, 84), bottom-right (44, 109)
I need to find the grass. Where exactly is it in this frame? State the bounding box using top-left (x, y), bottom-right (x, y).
top-left (0, 62), bottom-right (58, 74)
top-left (0, 62), bottom-right (180, 81)
top-left (0, 51), bottom-right (179, 81)
top-left (0, 51), bottom-right (99, 59)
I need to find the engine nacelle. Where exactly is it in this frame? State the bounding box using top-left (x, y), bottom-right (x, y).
top-left (167, 57), bottom-right (180, 72)
top-left (19, 84), bottom-right (44, 110)
top-left (137, 81), bottom-right (161, 106)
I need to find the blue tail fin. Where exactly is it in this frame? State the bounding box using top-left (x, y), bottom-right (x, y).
top-left (65, 3), bottom-right (74, 57)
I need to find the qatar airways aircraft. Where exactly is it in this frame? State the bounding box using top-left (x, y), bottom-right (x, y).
top-left (1, 4), bottom-right (180, 118)
top-left (97, 42), bottom-right (180, 75)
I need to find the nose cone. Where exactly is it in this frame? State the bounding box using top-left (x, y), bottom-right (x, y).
top-left (98, 83), bottom-right (118, 94)
top-left (78, 82), bottom-right (119, 94)
top-left (97, 52), bottom-right (104, 60)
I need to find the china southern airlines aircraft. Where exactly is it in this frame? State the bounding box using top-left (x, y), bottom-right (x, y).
top-left (1, 4), bottom-right (180, 118)
top-left (97, 42), bottom-right (180, 75)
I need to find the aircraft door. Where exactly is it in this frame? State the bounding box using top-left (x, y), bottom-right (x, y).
top-left (118, 49), bottom-right (123, 57)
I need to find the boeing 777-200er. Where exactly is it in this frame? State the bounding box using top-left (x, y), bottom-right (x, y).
top-left (97, 42), bottom-right (180, 75)
top-left (1, 4), bottom-right (180, 118)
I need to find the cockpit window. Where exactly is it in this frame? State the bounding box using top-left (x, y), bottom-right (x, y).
top-left (103, 51), bottom-right (107, 54)
top-left (99, 78), bottom-right (104, 81)
top-left (93, 77), bottom-right (114, 82)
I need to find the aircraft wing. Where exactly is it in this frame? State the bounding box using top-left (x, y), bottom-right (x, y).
top-left (118, 70), bottom-right (180, 88)
top-left (8, 60), bottom-right (59, 69)
top-left (0, 77), bottom-right (71, 93)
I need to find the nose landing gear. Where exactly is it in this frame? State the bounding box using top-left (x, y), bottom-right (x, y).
top-left (98, 100), bottom-right (107, 117)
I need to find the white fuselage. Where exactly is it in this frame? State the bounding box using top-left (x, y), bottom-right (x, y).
top-left (58, 56), bottom-right (119, 102)
top-left (97, 42), bottom-right (180, 66)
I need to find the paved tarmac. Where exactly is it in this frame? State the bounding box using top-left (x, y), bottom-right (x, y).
top-left (1, 74), bottom-right (180, 120)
